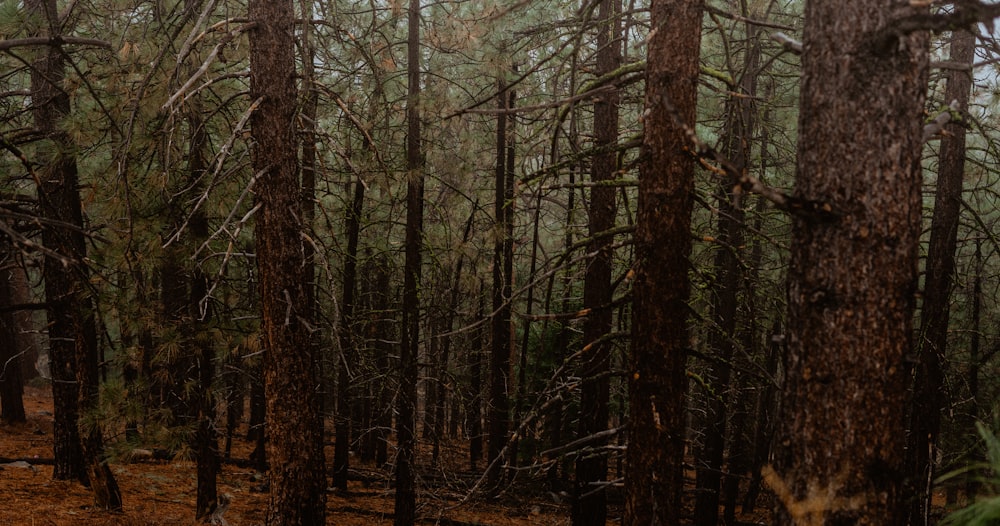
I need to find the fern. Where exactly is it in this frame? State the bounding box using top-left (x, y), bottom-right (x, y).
top-left (940, 422), bottom-right (1000, 525)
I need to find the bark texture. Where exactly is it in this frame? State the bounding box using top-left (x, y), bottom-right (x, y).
top-left (248, 0), bottom-right (326, 522)
top-left (623, 0), bottom-right (701, 523)
top-left (773, 1), bottom-right (928, 524)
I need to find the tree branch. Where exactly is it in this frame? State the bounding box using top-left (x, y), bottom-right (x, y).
top-left (0, 36), bottom-right (111, 52)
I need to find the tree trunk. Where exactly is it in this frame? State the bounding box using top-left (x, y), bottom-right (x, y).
top-left (487, 75), bottom-right (513, 490)
top-left (247, 359), bottom-right (267, 471)
top-left (248, 0), bottom-right (326, 522)
top-left (965, 238), bottom-right (983, 500)
top-left (186, 70), bottom-right (219, 523)
top-left (772, 1), bottom-right (928, 523)
top-left (573, 1), bottom-right (619, 523)
top-left (0, 246), bottom-right (25, 424)
top-left (433, 206), bottom-right (476, 465)
top-left (623, 0), bottom-right (702, 522)
top-left (469, 283), bottom-right (485, 472)
top-left (27, 0), bottom-right (122, 509)
top-left (694, 26), bottom-right (760, 526)
top-left (27, 0), bottom-right (85, 484)
top-left (334, 175), bottom-right (364, 490)
top-left (395, 0), bottom-right (423, 521)
top-left (362, 253), bottom-right (392, 468)
top-left (513, 188), bottom-right (541, 470)
top-left (905, 27), bottom-right (975, 526)
top-left (11, 262), bottom-right (39, 384)
top-left (298, 0), bottom-right (325, 500)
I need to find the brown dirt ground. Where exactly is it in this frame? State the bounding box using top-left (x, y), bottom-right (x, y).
top-left (2, 386), bottom-right (958, 525)
top-left (0, 386), bottom-right (569, 526)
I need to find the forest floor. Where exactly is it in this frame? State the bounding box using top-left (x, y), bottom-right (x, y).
top-left (0, 386), bottom-right (959, 525)
top-left (0, 385), bottom-right (569, 526)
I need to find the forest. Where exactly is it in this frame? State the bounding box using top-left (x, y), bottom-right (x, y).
top-left (1, 0), bottom-right (1000, 524)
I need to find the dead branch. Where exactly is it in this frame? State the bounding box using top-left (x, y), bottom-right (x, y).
top-left (0, 36), bottom-right (111, 52)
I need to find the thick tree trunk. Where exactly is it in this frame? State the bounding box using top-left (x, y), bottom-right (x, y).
top-left (248, 0), bottom-right (326, 522)
top-left (623, 0), bottom-right (701, 522)
top-left (773, 1), bottom-right (928, 524)
top-left (572, 1), bottom-right (620, 522)
top-left (905, 27), bottom-right (975, 526)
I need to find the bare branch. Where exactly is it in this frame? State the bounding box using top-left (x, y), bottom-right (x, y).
top-left (770, 31), bottom-right (803, 54)
top-left (0, 36), bottom-right (111, 52)
top-left (706, 5), bottom-right (797, 31)
top-left (891, 0), bottom-right (1000, 36)
top-left (161, 22), bottom-right (257, 112)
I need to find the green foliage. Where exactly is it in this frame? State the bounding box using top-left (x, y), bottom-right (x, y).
top-left (940, 422), bottom-right (1000, 525)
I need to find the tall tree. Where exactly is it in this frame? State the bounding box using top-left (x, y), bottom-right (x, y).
top-left (694, 23), bottom-right (761, 526)
top-left (905, 27), bottom-right (976, 526)
top-left (623, 0), bottom-right (702, 523)
top-left (26, 0), bottom-right (122, 509)
top-left (334, 175), bottom-right (364, 491)
top-left (185, 61), bottom-right (219, 523)
top-left (573, 0), bottom-right (620, 523)
top-left (395, 0), bottom-right (423, 522)
top-left (771, 0), bottom-right (929, 523)
top-left (248, 0), bottom-right (326, 522)
top-left (159, 4), bottom-right (219, 513)
top-left (26, 0), bottom-right (84, 484)
top-left (488, 73), bottom-right (513, 489)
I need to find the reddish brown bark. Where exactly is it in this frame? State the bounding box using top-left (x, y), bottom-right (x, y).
top-left (772, 1), bottom-right (928, 524)
top-left (248, 0), bottom-right (326, 522)
top-left (623, 0), bottom-right (702, 523)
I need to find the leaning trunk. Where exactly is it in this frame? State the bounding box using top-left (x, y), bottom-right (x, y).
top-left (904, 27), bottom-right (975, 526)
